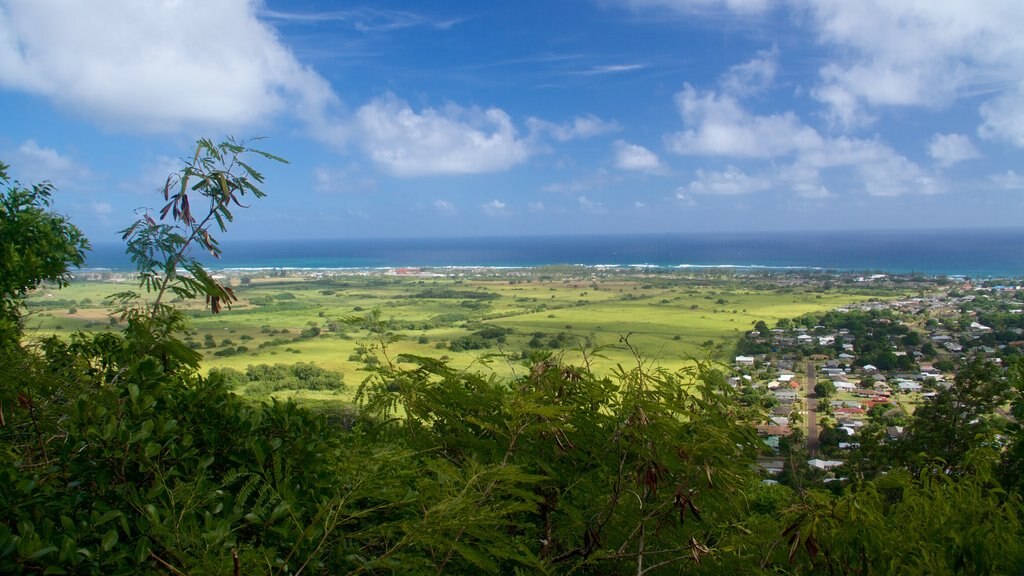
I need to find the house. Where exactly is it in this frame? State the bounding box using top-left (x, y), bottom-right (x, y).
top-left (834, 381), bottom-right (855, 392)
top-left (735, 355), bottom-right (755, 366)
top-left (756, 424), bottom-right (792, 437)
top-left (774, 390), bottom-right (799, 403)
top-left (808, 458), bottom-right (844, 470)
top-left (886, 426), bottom-right (905, 441)
top-left (897, 380), bottom-right (923, 392)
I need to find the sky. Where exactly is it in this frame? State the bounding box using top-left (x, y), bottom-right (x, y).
top-left (1, 0), bottom-right (1023, 243)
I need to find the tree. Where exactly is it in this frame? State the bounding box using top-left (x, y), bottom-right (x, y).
top-left (899, 358), bottom-right (1009, 473)
top-left (814, 380), bottom-right (836, 400)
top-left (0, 162), bottom-right (88, 348)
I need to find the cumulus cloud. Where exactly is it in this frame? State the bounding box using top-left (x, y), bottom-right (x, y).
top-left (685, 166), bottom-right (771, 195)
top-left (577, 195), bottom-right (608, 214)
top-left (990, 170), bottom-right (1024, 191)
top-left (528, 114), bottom-right (620, 142)
top-left (481, 199), bottom-right (509, 217)
top-left (667, 85), bottom-right (822, 157)
top-left (720, 44), bottom-right (779, 97)
top-left (666, 87), bottom-right (944, 199)
top-left (978, 83), bottom-right (1024, 147)
top-left (528, 201), bottom-right (546, 212)
top-left (11, 140), bottom-right (92, 189)
top-left (0, 0), bottom-right (339, 133)
top-left (859, 154), bottom-right (945, 197)
top-left (793, 1), bottom-right (1024, 130)
top-left (433, 199), bottom-right (457, 215)
top-left (928, 133), bottom-right (981, 166)
top-left (356, 94), bottom-right (532, 177)
top-left (613, 140), bottom-right (662, 171)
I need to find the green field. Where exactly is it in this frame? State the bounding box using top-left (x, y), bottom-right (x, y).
top-left (24, 271), bottom-right (895, 404)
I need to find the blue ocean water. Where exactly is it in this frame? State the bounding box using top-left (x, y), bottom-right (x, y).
top-left (84, 229), bottom-right (1024, 278)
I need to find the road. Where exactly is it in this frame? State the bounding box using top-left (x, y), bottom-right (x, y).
top-left (805, 361), bottom-right (819, 457)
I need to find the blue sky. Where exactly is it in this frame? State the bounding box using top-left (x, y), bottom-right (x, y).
top-left (1, 0), bottom-right (1023, 242)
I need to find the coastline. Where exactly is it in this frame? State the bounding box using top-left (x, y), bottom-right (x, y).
top-left (79, 228), bottom-right (1024, 279)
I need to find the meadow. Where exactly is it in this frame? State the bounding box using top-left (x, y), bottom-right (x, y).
top-left (24, 268), bottom-right (895, 405)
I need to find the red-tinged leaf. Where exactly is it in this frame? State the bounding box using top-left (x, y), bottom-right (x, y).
top-left (782, 518), bottom-right (803, 536)
top-left (180, 194), bottom-right (192, 225)
top-left (230, 193), bottom-right (251, 208)
top-left (17, 392), bottom-right (32, 409)
top-left (804, 535), bottom-right (819, 559)
top-left (788, 531), bottom-right (801, 564)
top-left (688, 498), bottom-right (702, 521)
top-left (163, 176), bottom-right (173, 200)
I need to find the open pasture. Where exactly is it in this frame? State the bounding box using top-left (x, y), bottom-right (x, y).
top-left (25, 270), bottom-right (893, 404)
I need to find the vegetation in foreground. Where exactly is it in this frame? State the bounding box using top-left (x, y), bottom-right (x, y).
top-left (2, 143), bottom-right (1023, 574)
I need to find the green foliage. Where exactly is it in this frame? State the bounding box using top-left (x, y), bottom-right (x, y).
top-left (4, 143), bottom-right (1024, 574)
top-left (113, 137), bottom-right (285, 323)
top-left (0, 162), bottom-right (88, 348)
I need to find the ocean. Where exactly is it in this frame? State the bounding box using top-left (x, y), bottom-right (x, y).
top-left (83, 229), bottom-right (1024, 278)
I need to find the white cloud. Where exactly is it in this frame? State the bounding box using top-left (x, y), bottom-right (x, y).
top-left (528, 201), bottom-right (545, 212)
top-left (928, 133), bottom-right (981, 166)
top-left (481, 199), bottom-right (509, 217)
top-left (979, 83), bottom-right (1024, 147)
top-left (261, 8), bottom-right (465, 32)
top-left (12, 140), bottom-right (91, 189)
top-left (685, 166), bottom-right (771, 195)
top-left (433, 199), bottom-right (457, 215)
top-left (667, 85), bottom-right (822, 157)
top-left (794, 1), bottom-right (1024, 130)
top-left (990, 170), bottom-right (1024, 191)
top-left (92, 201), bottom-right (113, 216)
top-left (613, 0), bottom-right (771, 16)
top-left (858, 154), bottom-right (945, 197)
top-left (312, 165), bottom-right (376, 194)
top-left (720, 44), bottom-right (779, 97)
top-left (0, 0), bottom-right (339, 133)
top-left (573, 63), bottom-right (648, 75)
top-left (542, 170), bottom-right (612, 194)
top-left (528, 114), bottom-right (621, 142)
top-left (666, 84), bottom-right (947, 198)
top-left (577, 195), bottom-right (608, 214)
top-left (356, 94), bottom-right (532, 176)
top-left (777, 164), bottom-right (832, 199)
top-left (613, 140), bottom-right (662, 171)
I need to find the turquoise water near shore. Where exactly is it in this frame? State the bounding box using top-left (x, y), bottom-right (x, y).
top-left (84, 228), bottom-right (1024, 278)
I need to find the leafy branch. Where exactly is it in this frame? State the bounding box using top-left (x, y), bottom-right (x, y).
top-left (115, 137), bottom-right (285, 321)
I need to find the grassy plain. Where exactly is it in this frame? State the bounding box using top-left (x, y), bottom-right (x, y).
top-left (24, 269), bottom-right (901, 405)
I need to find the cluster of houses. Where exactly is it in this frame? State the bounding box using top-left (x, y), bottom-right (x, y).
top-left (736, 282), bottom-right (1024, 479)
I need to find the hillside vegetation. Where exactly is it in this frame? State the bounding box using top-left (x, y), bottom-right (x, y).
top-left (2, 142), bottom-right (1023, 575)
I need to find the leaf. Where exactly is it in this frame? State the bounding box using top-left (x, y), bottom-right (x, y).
top-left (29, 546), bottom-right (58, 560)
top-left (804, 534), bottom-right (819, 559)
top-left (101, 529), bottom-right (118, 552)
